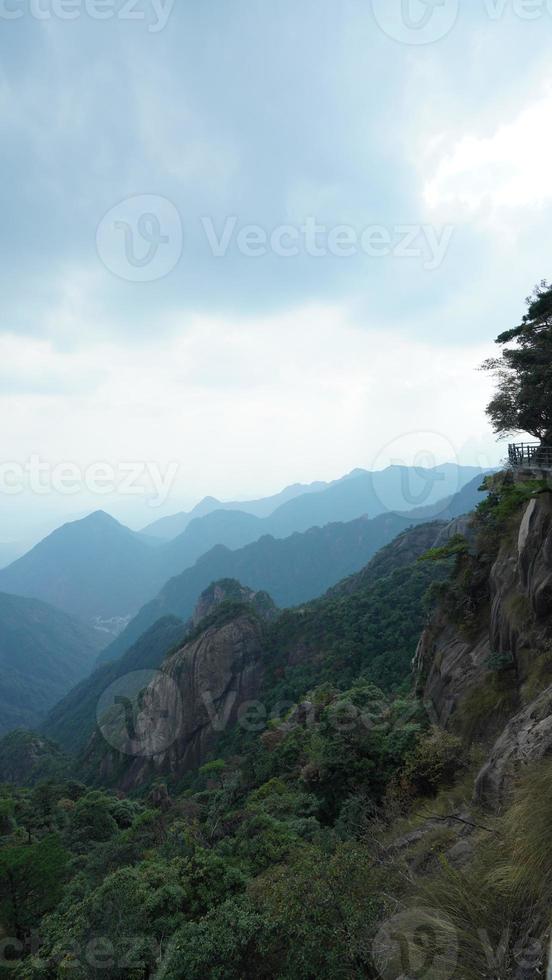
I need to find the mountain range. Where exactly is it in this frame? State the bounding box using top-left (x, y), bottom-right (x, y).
top-left (99, 473), bottom-right (487, 665)
top-left (42, 517), bottom-right (451, 756)
top-left (141, 476), bottom-right (334, 539)
top-left (0, 464), bottom-right (485, 628)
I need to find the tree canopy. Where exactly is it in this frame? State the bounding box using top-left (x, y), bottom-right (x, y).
top-left (483, 280), bottom-right (552, 443)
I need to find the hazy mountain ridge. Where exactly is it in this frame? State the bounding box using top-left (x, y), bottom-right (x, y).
top-left (0, 591), bottom-right (105, 734)
top-left (0, 511), bottom-right (169, 627)
top-left (140, 476), bottom-right (336, 539)
top-left (99, 473), bottom-right (487, 666)
top-left (0, 466), bottom-right (487, 632)
top-left (157, 466), bottom-right (488, 583)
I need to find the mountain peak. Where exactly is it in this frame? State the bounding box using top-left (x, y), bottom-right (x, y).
top-left (53, 510), bottom-right (126, 538)
top-left (83, 510), bottom-right (119, 525)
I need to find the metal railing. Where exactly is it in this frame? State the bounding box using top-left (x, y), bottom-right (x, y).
top-left (508, 443), bottom-right (552, 470)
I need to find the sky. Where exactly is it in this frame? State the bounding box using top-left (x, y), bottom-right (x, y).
top-left (1, 0), bottom-right (552, 540)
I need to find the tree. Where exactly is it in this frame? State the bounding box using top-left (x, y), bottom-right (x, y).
top-left (0, 836), bottom-right (68, 942)
top-left (482, 280), bottom-right (552, 444)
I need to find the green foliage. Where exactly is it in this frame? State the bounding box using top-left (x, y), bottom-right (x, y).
top-left (263, 560), bottom-right (450, 704)
top-left (250, 843), bottom-right (384, 978)
top-left (405, 758), bottom-right (552, 979)
top-left (2, 513), bottom-right (543, 980)
top-left (0, 835), bottom-right (68, 940)
top-left (70, 792), bottom-right (120, 844)
top-left (482, 279), bottom-right (552, 441)
top-left (476, 473), bottom-right (547, 533)
top-left (399, 727), bottom-right (466, 797)
top-left (159, 895), bottom-right (268, 980)
top-left (420, 534), bottom-right (470, 563)
top-left (0, 731), bottom-right (70, 788)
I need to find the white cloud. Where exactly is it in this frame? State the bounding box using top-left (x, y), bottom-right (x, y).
top-left (423, 88), bottom-right (552, 213)
top-left (0, 303), bottom-right (501, 537)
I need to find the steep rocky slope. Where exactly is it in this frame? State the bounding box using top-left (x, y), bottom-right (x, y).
top-left (80, 520), bottom-right (452, 791)
top-left (415, 480), bottom-right (552, 806)
top-left (83, 610), bottom-right (267, 790)
top-left (356, 477), bottom-right (552, 978)
top-left (43, 579), bottom-right (275, 754)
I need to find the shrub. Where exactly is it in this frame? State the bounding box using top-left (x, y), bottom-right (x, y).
top-left (400, 728), bottom-right (466, 797)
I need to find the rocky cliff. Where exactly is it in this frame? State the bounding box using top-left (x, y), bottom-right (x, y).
top-left (191, 578), bottom-right (277, 626)
top-left (85, 610), bottom-right (266, 790)
top-left (415, 482), bottom-right (552, 806)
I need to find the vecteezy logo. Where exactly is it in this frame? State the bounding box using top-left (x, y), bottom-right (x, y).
top-left (96, 670), bottom-right (184, 758)
top-left (96, 195), bottom-right (183, 282)
top-left (371, 0), bottom-right (459, 45)
top-left (370, 431), bottom-right (461, 518)
top-left (372, 907), bottom-right (458, 980)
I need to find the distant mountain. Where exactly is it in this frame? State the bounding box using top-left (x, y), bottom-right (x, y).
top-left (264, 464), bottom-right (484, 538)
top-left (141, 478), bottom-right (333, 540)
top-left (0, 541), bottom-right (26, 570)
top-left (0, 511), bottom-right (167, 626)
top-left (99, 472), bottom-right (486, 666)
top-left (142, 465), bottom-right (483, 544)
top-left (0, 591), bottom-right (104, 734)
top-left (149, 465), bottom-right (488, 582)
top-left (161, 509), bottom-right (263, 577)
top-left (0, 467), bottom-right (487, 628)
top-left (409, 472), bottom-right (488, 524)
top-left (42, 616), bottom-right (188, 753)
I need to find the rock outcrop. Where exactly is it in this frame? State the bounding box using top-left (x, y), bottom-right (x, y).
top-left (90, 611), bottom-right (266, 790)
top-left (475, 683), bottom-right (552, 804)
top-left (415, 622), bottom-right (491, 728)
top-left (415, 489), bottom-right (552, 806)
top-left (191, 578), bottom-right (277, 627)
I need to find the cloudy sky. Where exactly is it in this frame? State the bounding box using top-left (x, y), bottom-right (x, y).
top-left (1, 0), bottom-right (551, 539)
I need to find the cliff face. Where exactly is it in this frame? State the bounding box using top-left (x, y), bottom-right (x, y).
top-left (415, 489), bottom-right (552, 806)
top-left (191, 579), bottom-right (277, 626)
top-left (88, 612), bottom-right (266, 791)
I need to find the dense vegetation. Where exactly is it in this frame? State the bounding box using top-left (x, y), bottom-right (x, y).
top-left (0, 686), bottom-right (437, 978)
top-left (1, 435), bottom-right (549, 977)
top-left (0, 523), bottom-right (456, 978)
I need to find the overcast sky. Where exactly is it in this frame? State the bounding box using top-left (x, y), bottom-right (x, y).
top-left (1, 0), bottom-right (551, 539)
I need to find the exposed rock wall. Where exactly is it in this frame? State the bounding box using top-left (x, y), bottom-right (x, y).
top-left (89, 612), bottom-right (266, 790)
top-left (415, 491), bottom-right (552, 806)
